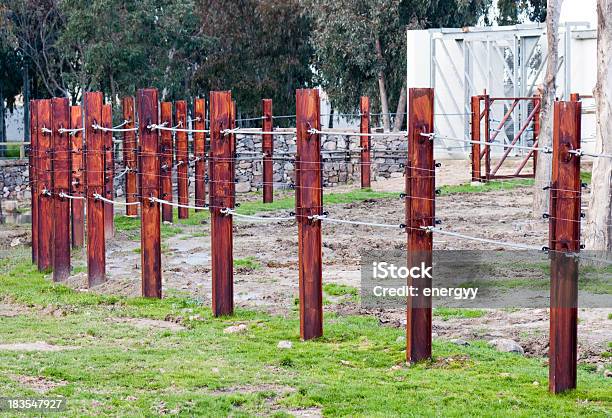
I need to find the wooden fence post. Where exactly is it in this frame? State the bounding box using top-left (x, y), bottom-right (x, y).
top-left (175, 100), bottom-right (189, 219)
top-left (405, 88), bottom-right (435, 363)
top-left (122, 97), bottom-right (138, 217)
top-left (70, 105), bottom-right (85, 249)
top-left (102, 104), bottom-right (114, 237)
top-left (84, 92), bottom-right (106, 286)
top-left (483, 94), bottom-right (491, 181)
top-left (360, 96), bottom-right (371, 188)
top-left (51, 98), bottom-right (71, 281)
top-left (194, 98), bottom-right (207, 211)
top-left (30, 100), bottom-right (39, 264)
top-left (470, 96), bottom-right (481, 181)
top-left (137, 88), bottom-right (162, 298)
top-left (160, 102), bottom-right (174, 223)
top-left (209, 91), bottom-right (234, 316)
top-left (296, 88), bottom-right (323, 340)
top-left (262, 99), bottom-right (274, 203)
top-left (548, 100), bottom-right (581, 393)
top-left (37, 99), bottom-right (53, 272)
top-left (532, 95), bottom-right (541, 176)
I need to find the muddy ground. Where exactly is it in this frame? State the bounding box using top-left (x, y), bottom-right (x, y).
top-left (1, 159), bottom-right (610, 366)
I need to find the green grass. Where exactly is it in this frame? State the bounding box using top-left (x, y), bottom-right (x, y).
top-left (581, 171), bottom-right (592, 184)
top-left (439, 179), bottom-right (534, 195)
top-left (323, 283), bottom-right (358, 298)
top-left (0, 252), bottom-right (610, 416)
top-left (0, 143), bottom-right (24, 158)
top-left (433, 308), bottom-right (487, 320)
top-left (234, 257), bottom-right (261, 270)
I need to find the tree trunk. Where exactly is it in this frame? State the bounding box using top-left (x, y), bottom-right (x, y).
top-left (393, 81), bottom-right (407, 132)
top-left (585, 0), bottom-right (612, 251)
top-left (533, 0), bottom-right (563, 216)
top-left (375, 37), bottom-right (391, 132)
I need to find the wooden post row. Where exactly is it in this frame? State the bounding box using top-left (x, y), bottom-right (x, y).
top-left (122, 97), bottom-right (138, 217)
top-left (29, 100), bottom-right (39, 264)
top-left (194, 98), bottom-right (206, 211)
top-left (160, 102), bottom-right (174, 223)
top-left (548, 100), bottom-right (581, 393)
top-left (296, 89), bottom-right (323, 340)
top-left (51, 98), bottom-right (71, 282)
top-left (470, 96), bottom-right (481, 181)
top-left (262, 99), bottom-right (273, 203)
top-left (360, 96), bottom-right (371, 188)
top-left (70, 106), bottom-right (85, 249)
top-left (176, 100), bottom-right (189, 219)
top-left (405, 88), bottom-right (435, 363)
top-left (84, 92), bottom-right (106, 286)
top-left (138, 88), bottom-right (162, 298)
top-left (103, 105), bottom-right (114, 237)
top-left (209, 91), bottom-right (235, 316)
top-left (37, 99), bottom-right (53, 272)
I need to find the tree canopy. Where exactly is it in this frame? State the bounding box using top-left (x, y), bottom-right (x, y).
top-left (1, 0), bottom-right (547, 118)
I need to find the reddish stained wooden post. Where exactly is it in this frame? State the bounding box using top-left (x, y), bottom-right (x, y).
top-left (138, 88), bottom-right (162, 298)
top-left (175, 100), bottom-right (189, 219)
top-left (548, 100), bottom-right (581, 394)
top-left (209, 91), bottom-right (235, 316)
top-left (70, 106), bottom-right (85, 248)
top-left (405, 88), bottom-right (435, 363)
top-left (296, 89), bottom-right (323, 340)
top-left (102, 104), bottom-right (114, 237)
top-left (84, 92), bottom-right (106, 286)
top-left (483, 94), bottom-right (491, 181)
top-left (194, 98), bottom-right (207, 211)
top-left (470, 96), bottom-right (481, 181)
top-left (51, 98), bottom-right (71, 281)
top-left (160, 102), bottom-right (174, 223)
top-left (29, 100), bottom-right (39, 264)
top-left (262, 99), bottom-right (274, 203)
top-left (37, 99), bottom-right (53, 272)
top-left (122, 97), bottom-right (138, 217)
top-left (532, 95), bottom-right (541, 176)
top-left (359, 96), bottom-right (371, 188)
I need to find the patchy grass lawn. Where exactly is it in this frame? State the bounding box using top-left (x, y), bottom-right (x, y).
top-left (0, 252), bottom-right (610, 417)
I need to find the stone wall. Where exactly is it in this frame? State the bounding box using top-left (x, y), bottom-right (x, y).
top-left (0, 159), bottom-right (30, 201)
top-left (0, 133), bottom-right (407, 202)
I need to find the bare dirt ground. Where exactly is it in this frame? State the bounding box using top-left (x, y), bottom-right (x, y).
top-left (2, 159), bottom-right (610, 366)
